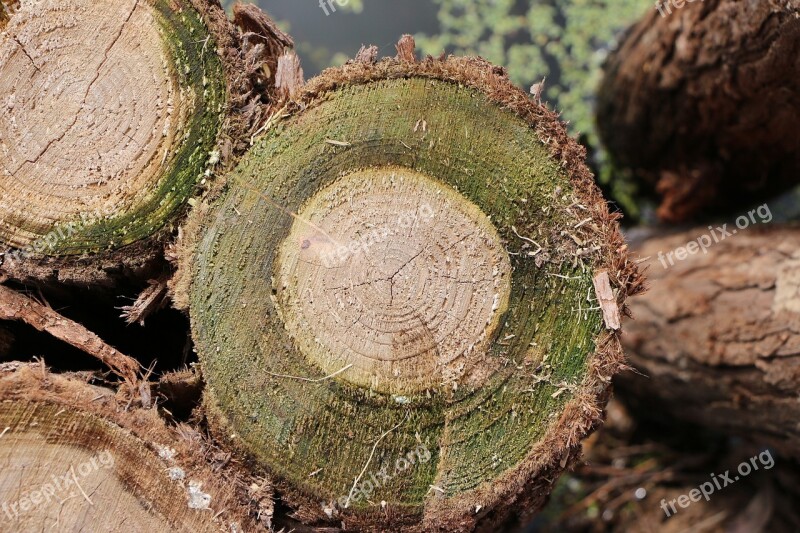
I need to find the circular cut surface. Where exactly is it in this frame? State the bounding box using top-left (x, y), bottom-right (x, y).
top-left (0, 0), bottom-right (224, 254)
top-left (191, 74), bottom-right (614, 519)
top-left (0, 401), bottom-right (224, 532)
top-left (276, 167), bottom-right (512, 394)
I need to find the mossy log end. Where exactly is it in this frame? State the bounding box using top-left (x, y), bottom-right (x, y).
top-left (620, 226), bottom-right (800, 459)
top-left (597, 0), bottom-right (800, 222)
top-left (182, 54), bottom-right (642, 531)
top-left (0, 363), bottom-right (260, 531)
top-left (0, 0), bottom-right (281, 288)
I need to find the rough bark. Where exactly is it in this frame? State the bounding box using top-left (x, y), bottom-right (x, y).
top-left (619, 226), bottom-right (800, 458)
top-left (0, 363), bottom-right (262, 531)
top-left (178, 41), bottom-right (643, 532)
top-left (597, 0), bottom-right (800, 222)
top-left (0, 284), bottom-right (140, 389)
top-left (0, 0), bottom-right (287, 288)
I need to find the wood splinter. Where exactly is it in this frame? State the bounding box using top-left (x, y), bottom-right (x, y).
top-left (593, 271), bottom-right (621, 330)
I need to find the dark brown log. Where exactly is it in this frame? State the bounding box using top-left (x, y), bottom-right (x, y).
top-left (619, 225), bottom-right (800, 458)
top-left (597, 0), bottom-right (800, 222)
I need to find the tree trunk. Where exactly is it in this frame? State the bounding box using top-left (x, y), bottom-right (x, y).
top-left (0, 0), bottom-right (282, 288)
top-left (177, 45), bottom-right (642, 532)
top-left (619, 226), bottom-right (800, 458)
top-left (0, 363), bottom-right (262, 531)
top-left (597, 0), bottom-right (800, 222)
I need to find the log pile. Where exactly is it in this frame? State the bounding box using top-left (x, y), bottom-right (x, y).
top-left (592, 0), bottom-right (800, 529)
top-left (1, 0), bottom-right (797, 530)
top-left (0, 1), bottom-right (642, 531)
top-left (596, 0), bottom-right (800, 465)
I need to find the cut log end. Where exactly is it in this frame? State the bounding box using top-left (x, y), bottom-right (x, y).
top-left (0, 365), bottom-right (258, 531)
top-left (0, 402), bottom-right (187, 531)
top-left (184, 54), bottom-right (641, 531)
top-left (0, 0), bottom-right (237, 286)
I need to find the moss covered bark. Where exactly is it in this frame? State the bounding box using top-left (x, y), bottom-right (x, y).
top-left (184, 53), bottom-right (641, 531)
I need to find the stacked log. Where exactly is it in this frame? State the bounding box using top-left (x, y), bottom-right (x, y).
top-left (597, 0), bottom-right (800, 222)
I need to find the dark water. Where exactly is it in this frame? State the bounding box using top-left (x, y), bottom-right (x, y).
top-left (238, 0), bottom-right (441, 75)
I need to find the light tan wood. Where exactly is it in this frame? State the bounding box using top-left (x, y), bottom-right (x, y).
top-left (275, 167), bottom-right (512, 394)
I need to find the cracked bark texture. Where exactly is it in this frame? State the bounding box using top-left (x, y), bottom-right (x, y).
top-left (597, 0), bottom-right (800, 222)
top-left (620, 226), bottom-right (800, 458)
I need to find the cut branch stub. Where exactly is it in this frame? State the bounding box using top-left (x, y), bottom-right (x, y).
top-left (186, 57), bottom-right (639, 531)
top-left (0, 0), bottom-right (229, 284)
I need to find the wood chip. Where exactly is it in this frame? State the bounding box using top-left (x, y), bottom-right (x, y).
top-left (325, 139), bottom-right (351, 147)
top-left (275, 50), bottom-right (304, 99)
top-left (353, 45), bottom-right (378, 65)
top-left (593, 271), bottom-right (621, 330)
top-left (395, 34), bottom-right (416, 63)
